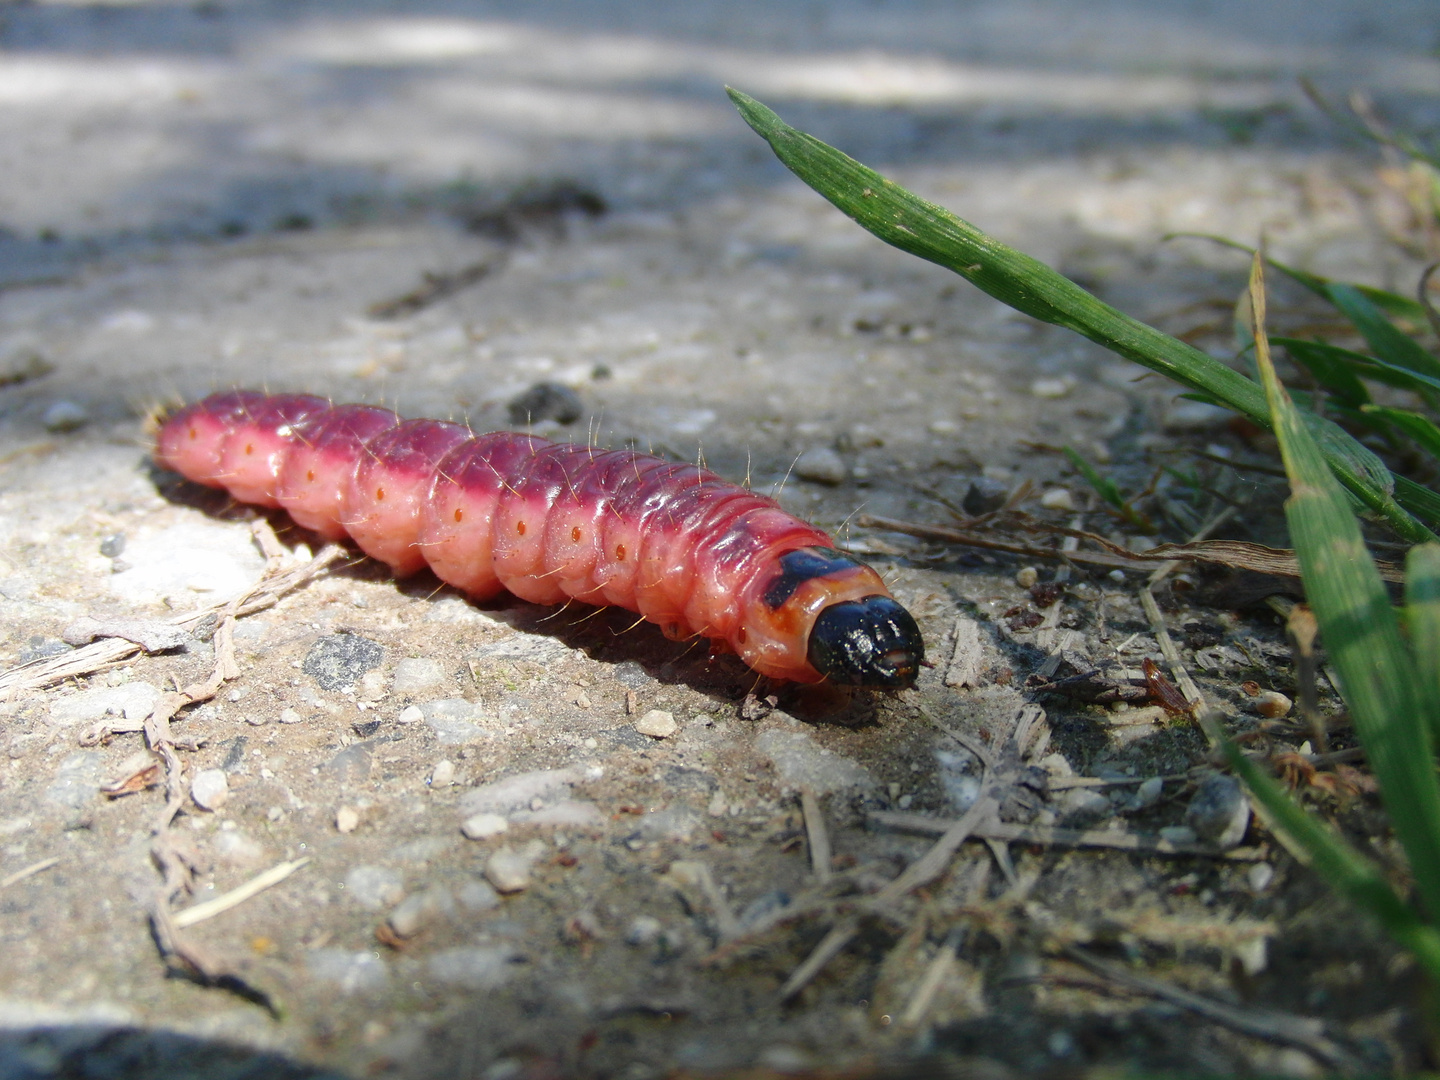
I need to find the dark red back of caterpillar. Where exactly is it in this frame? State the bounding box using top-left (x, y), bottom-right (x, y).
top-left (155, 391), bottom-right (922, 686)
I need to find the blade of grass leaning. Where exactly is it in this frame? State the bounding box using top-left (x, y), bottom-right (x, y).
top-left (1397, 476), bottom-right (1440, 529)
top-left (1406, 543), bottom-right (1440, 748)
top-left (1273, 337), bottom-right (1372, 408)
top-left (1249, 251), bottom-right (1440, 925)
top-left (1364, 406), bottom-right (1440, 463)
top-left (1209, 718), bottom-right (1440, 984)
top-left (1062, 446), bottom-right (1153, 532)
top-left (1175, 233), bottom-right (1432, 326)
top-left (726, 88), bottom-right (1434, 545)
top-left (1324, 282), bottom-right (1440, 382)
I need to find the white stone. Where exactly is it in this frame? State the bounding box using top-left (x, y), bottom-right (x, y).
top-left (190, 768), bottom-right (229, 811)
top-left (635, 709), bottom-right (678, 738)
top-left (392, 657), bottom-right (446, 694)
top-left (430, 759), bottom-right (456, 789)
top-left (48, 682), bottom-right (160, 727)
top-left (793, 446), bottom-right (847, 485)
top-left (1029, 377), bottom-right (1073, 399)
top-left (461, 812), bottom-right (510, 840)
top-left (336, 805), bottom-right (360, 833)
top-left (1040, 487), bottom-right (1075, 511)
top-left (485, 841), bottom-right (546, 893)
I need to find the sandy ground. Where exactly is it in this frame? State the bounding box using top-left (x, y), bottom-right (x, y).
top-left (1, 2), bottom-right (1437, 1077)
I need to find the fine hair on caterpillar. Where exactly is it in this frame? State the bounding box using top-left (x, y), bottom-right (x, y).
top-left (154, 391), bottom-right (924, 688)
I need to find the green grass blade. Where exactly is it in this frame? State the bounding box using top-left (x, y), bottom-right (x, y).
top-left (1274, 337), bottom-right (1371, 408)
top-left (1177, 233), bottom-right (1431, 324)
top-left (1324, 282), bottom-right (1440, 382)
top-left (1397, 476), bottom-right (1440, 528)
top-left (1406, 543), bottom-right (1440, 748)
top-left (1215, 731), bottom-right (1440, 983)
top-left (1062, 446), bottom-right (1153, 531)
top-left (1364, 406), bottom-right (1440, 462)
top-left (1250, 253), bottom-right (1440, 923)
top-left (728, 88), bottom-right (1434, 545)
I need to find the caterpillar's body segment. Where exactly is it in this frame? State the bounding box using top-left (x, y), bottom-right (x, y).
top-left (155, 392), bottom-right (923, 687)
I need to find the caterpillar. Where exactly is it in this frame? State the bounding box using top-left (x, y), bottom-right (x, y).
top-left (153, 391), bottom-right (923, 688)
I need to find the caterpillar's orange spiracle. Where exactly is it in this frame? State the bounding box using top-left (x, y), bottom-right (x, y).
top-left (154, 391), bottom-right (923, 687)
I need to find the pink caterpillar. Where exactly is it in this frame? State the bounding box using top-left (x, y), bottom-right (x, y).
top-left (154, 391), bottom-right (922, 687)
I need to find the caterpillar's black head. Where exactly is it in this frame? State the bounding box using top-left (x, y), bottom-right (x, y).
top-left (807, 595), bottom-right (924, 689)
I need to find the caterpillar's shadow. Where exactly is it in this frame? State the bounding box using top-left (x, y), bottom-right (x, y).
top-left (150, 467), bottom-right (887, 728)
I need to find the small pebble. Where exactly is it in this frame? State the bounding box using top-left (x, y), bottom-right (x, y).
top-left (485, 842), bottom-right (545, 893)
top-left (793, 446), bottom-right (847, 485)
top-left (1249, 689), bottom-right (1293, 719)
top-left (961, 476), bottom-right (1009, 516)
top-left (1158, 825), bottom-right (1198, 844)
top-left (387, 886), bottom-right (454, 938)
top-left (99, 533), bottom-right (126, 558)
top-left (1030, 377), bottom-right (1072, 399)
top-left (190, 769), bottom-right (229, 811)
top-left (625, 915), bottom-right (663, 946)
top-left (42, 399), bottom-right (89, 432)
top-left (507, 381), bottom-right (583, 426)
top-left (277, 708), bottom-right (304, 725)
top-left (1130, 776), bottom-right (1165, 811)
top-left (1015, 566), bottom-right (1039, 589)
top-left (634, 709), bottom-right (678, 739)
top-left (397, 704), bottom-right (424, 724)
top-left (431, 759), bottom-right (456, 789)
top-left (1185, 773), bottom-right (1251, 849)
top-left (303, 632), bottom-right (384, 691)
top-left (1040, 487), bottom-right (1075, 511)
top-left (336, 806), bottom-right (361, 834)
top-left (1248, 862), bottom-right (1275, 892)
top-left (461, 812), bottom-right (510, 840)
top-left (392, 657), bottom-right (445, 694)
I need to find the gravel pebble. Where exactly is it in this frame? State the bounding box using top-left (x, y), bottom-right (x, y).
top-left (190, 769), bottom-right (229, 811)
top-left (962, 476), bottom-right (1009, 516)
top-left (392, 657), bottom-right (446, 694)
top-left (420, 698), bottom-right (489, 744)
top-left (461, 812), bottom-right (510, 840)
top-left (109, 520), bottom-right (266, 608)
top-left (387, 885), bottom-right (455, 938)
top-left (634, 709), bottom-right (678, 738)
top-left (277, 707), bottom-right (305, 725)
top-left (343, 865), bottom-right (405, 910)
top-left (485, 841), bottom-right (547, 893)
top-left (793, 446), bottom-right (847, 485)
top-left (507, 381), bottom-right (582, 426)
top-left (1185, 773), bottom-right (1251, 849)
top-left (1040, 487), bottom-right (1075, 511)
top-left (430, 759), bottom-right (456, 788)
top-left (336, 806), bottom-right (360, 833)
top-left (303, 633), bottom-right (384, 691)
top-left (1029, 377), bottom-right (1072, 399)
top-left (396, 704), bottom-right (424, 724)
top-left (48, 683), bottom-right (161, 727)
top-left (44, 751), bottom-right (104, 810)
top-left (459, 766), bottom-right (599, 817)
top-left (42, 399), bottom-right (89, 432)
